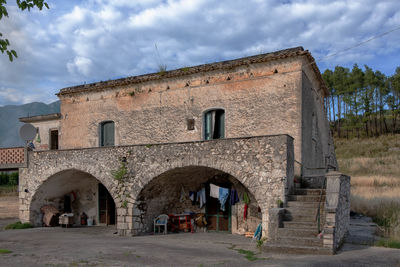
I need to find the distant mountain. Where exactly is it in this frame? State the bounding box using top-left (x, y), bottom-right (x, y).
top-left (0, 101), bottom-right (60, 148)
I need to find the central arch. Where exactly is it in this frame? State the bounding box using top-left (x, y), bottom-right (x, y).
top-left (29, 169), bottom-right (117, 227)
top-left (134, 166), bottom-right (262, 235)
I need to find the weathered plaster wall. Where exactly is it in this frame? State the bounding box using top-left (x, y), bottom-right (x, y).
top-left (59, 58), bottom-right (303, 163)
top-left (19, 135), bottom-right (293, 237)
top-left (301, 62), bottom-right (337, 176)
top-left (30, 120), bottom-right (60, 151)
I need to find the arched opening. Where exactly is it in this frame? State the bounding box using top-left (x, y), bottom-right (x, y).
top-left (135, 166), bottom-right (261, 235)
top-left (29, 169), bottom-right (116, 227)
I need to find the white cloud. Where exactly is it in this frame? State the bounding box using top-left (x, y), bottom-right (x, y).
top-left (1, 0), bottom-right (400, 106)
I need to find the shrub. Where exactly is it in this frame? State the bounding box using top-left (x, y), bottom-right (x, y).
top-left (9, 172), bottom-right (18, 186)
top-left (5, 221), bottom-right (33, 230)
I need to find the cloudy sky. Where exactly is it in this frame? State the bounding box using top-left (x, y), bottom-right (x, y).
top-left (0, 0), bottom-right (399, 106)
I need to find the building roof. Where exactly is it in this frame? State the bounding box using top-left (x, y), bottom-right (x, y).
top-left (19, 113), bottom-right (61, 123)
top-left (57, 46), bottom-right (328, 96)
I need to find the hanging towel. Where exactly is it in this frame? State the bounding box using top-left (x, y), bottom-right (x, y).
top-left (230, 189), bottom-right (239, 205)
top-left (253, 223), bottom-right (262, 241)
top-left (210, 183), bottom-right (220, 199)
top-left (243, 192), bottom-right (250, 205)
top-left (189, 191), bottom-right (197, 205)
top-left (218, 187), bottom-right (229, 211)
top-left (179, 186), bottom-right (186, 203)
top-left (197, 188), bottom-right (206, 208)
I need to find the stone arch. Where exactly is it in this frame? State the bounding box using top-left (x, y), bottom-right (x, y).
top-left (28, 168), bottom-right (117, 227)
top-left (131, 164), bottom-right (264, 235)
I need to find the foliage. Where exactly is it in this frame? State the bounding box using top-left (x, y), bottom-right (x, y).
top-left (5, 221), bottom-right (33, 229)
top-left (375, 238), bottom-right (400, 249)
top-left (0, 249), bottom-right (12, 254)
top-left (0, 184), bottom-right (18, 196)
top-left (0, 172), bottom-right (18, 185)
top-left (112, 162), bottom-right (127, 182)
top-left (121, 200), bottom-right (128, 208)
top-left (0, 0), bottom-right (49, 61)
top-left (323, 65), bottom-right (400, 138)
top-left (276, 199), bottom-right (283, 208)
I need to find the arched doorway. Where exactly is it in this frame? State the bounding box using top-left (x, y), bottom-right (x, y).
top-left (29, 169), bottom-right (116, 227)
top-left (135, 166), bottom-right (261, 235)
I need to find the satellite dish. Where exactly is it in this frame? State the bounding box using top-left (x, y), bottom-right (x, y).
top-left (20, 123), bottom-right (37, 142)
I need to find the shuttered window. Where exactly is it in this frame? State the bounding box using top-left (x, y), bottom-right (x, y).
top-left (100, 121), bottom-right (115, 147)
top-left (204, 109), bottom-right (225, 140)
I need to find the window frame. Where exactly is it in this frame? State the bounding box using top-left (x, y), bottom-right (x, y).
top-left (203, 108), bottom-right (225, 140)
top-left (99, 120), bottom-right (115, 147)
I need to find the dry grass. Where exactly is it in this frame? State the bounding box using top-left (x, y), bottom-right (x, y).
top-left (335, 134), bottom-right (400, 241)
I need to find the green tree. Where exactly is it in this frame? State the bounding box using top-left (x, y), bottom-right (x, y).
top-left (0, 0), bottom-right (49, 61)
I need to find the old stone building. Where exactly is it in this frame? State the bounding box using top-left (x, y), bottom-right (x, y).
top-left (16, 47), bottom-right (350, 254)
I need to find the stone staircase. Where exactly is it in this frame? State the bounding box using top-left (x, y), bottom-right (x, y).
top-left (264, 188), bottom-right (333, 254)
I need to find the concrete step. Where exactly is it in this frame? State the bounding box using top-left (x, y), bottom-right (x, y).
top-left (287, 195), bottom-right (325, 202)
top-left (285, 207), bottom-right (323, 216)
top-left (275, 236), bottom-right (323, 247)
top-left (284, 213), bottom-right (317, 222)
top-left (277, 228), bottom-right (319, 238)
top-left (263, 243), bottom-right (332, 255)
top-left (282, 221), bottom-right (319, 229)
top-left (294, 189), bottom-right (326, 195)
top-left (286, 201), bottom-right (323, 208)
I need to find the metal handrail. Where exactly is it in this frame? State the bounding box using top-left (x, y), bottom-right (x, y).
top-left (315, 176), bottom-right (326, 233)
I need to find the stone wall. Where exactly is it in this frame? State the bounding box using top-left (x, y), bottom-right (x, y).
top-left (323, 171), bottom-right (351, 253)
top-left (19, 135), bottom-right (294, 237)
top-left (58, 57), bottom-right (304, 164)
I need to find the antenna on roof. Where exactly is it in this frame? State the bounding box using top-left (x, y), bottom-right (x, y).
top-left (155, 43), bottom-right (167, 72)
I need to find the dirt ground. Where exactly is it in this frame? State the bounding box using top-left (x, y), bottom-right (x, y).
top-left (0, 198), bottom-right (399, 266)
top-left (0, 196), bottom-right (18, 218)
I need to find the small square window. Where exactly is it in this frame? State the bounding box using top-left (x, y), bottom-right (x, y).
top-left (187, 119), bottom-right (195, 130)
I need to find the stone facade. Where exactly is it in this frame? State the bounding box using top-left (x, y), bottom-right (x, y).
top-left (323, 171), bottom-right (351, 252)
top-left (19, 135), bottom-right (293, 236)
top-left (18, 46), bottom-right (344, 242)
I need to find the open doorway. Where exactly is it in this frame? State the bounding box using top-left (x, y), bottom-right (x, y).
top-left (98, 183), bottom-right (116, 225)
top-left (206, 181), bottom-right (231, 232)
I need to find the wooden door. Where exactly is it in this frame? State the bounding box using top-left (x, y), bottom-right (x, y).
top-left (98, 183), bottom-right (116, 225)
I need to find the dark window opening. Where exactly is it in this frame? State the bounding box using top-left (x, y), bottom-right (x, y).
top-left (98, 183), bottom-right (116, 225)
top-left (50, 130), bottom-right (58, 150)
top-left (100, 121), bottom-right (115, 147)
top-left (204, 109), bottom-right (225, 140)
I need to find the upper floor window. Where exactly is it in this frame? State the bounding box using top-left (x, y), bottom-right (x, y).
top-left (204, 109), bottom-right (225, 140)
top-left (100, 121), bottom-right (115, 147)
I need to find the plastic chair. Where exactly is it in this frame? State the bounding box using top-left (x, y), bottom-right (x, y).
top-left (154, 214), bottom-right (169, 234)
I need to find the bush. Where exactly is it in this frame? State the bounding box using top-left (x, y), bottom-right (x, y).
top-left (0, 173), bottom-right (8, 185)
top-left (9, 172), bottom-right (18, 186)
top-left (376, 239), bottom-right (400, 249)
top-left (5, 221), bottom-right (33, 230)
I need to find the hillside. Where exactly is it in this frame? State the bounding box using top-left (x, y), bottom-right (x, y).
top-left (0, 101), bottom-right (60, 148)
top-left (335, 134), bottom-right (400, 240)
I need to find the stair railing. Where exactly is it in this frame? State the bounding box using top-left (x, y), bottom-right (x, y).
top-left (315, 176), bottom-right (326, 233)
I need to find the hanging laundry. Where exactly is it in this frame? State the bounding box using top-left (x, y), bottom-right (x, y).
top-left (189, 191), bottom-right (197, 205)
top-left (197, 188), bottom-right (206, 208)
top-left (244, 203), bottom-right (248, 220)
top-left (243, 192), bottom-right (250, 205)
top-left (210, 183), bottom-right (219, 199)
top-left (179, 186), bottom-right (186, 203)
top-left (218, 187), bottom-right (229, 211)
top-left (230, 189), bottom-right (239, 205)
top-left (253, 223), bottom-right (262, 241)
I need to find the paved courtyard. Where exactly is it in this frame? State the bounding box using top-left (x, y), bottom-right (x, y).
top-left (0, 218), bottom-right (399, 266)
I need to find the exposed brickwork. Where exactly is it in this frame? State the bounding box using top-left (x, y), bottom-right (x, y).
top-left (0, 147), bottom-right (25, 164)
